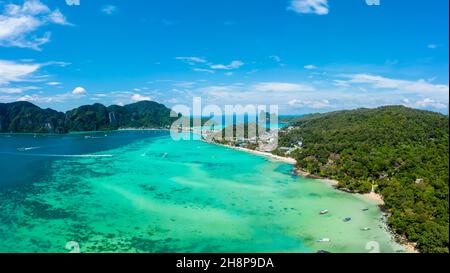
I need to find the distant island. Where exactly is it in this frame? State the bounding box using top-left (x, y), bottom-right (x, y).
top-left (0, 101), bottom-right (180, 134)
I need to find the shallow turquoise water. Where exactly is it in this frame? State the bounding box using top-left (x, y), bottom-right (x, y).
top-left (0, 131), bottom-right (401, 253)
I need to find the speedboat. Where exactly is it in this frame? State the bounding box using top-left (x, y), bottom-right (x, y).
top-left (344, 217), bottom-right (352, 222)
top-left (317, 238), bottom-right (331, 243)
top-left (320, 210), bottom-right (329, 215)
top-left (17, 147), bottom-right (40, 152)
top-left (362, 208), bottom-right (369, 211)
top-left (361, 227), bottom-right (371, 231)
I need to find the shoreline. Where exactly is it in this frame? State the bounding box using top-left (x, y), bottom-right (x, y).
top-left (4, 131), bottom-right (418, 253)
top-left (214, 143), bottom-right (298, 165)
top-left (210, 141), bottom-right (418, 253)
top-left (210, 142), bottom-right (386, 204)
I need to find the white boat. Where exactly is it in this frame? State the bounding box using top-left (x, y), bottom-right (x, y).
top-left (318, 238), bottom-right (331, 243)
top-left (320, 210), bottom-right (329, 215)
top-left (17, 147), bottom-right (40, 152)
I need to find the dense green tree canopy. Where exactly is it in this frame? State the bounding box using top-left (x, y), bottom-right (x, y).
top-left (0, 101), bottom-right (178, 133)
top-left (0, 101), bottom-right (66, 134)
top-left (278, 106), bottom-right (449, 253)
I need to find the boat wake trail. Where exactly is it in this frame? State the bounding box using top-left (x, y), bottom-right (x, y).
top-left (1, 152), bottom-right (113, 158)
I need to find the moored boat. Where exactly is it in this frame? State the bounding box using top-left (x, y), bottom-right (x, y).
top-left (320, 210), bottom-right (329, 215)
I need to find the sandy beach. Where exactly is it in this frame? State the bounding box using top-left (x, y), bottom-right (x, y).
top-left (204, 141), bottom-right (298, 165)
top-left (200, 140), bottom-right (419, 252)
top-left (227, 146), bottom-right (298, 165)
top-left (215, 142), bottom-right (386, 204)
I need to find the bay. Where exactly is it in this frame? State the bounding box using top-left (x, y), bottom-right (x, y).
top-left (0, 131), bottom-right (401, 253)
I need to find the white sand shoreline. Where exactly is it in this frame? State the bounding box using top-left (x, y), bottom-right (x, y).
top-left (208, 141), bottom-right (418, 253)
top-left (223, 145), bottom-right (386, 205)
top-left (221, 145), bottom-right (298, 165)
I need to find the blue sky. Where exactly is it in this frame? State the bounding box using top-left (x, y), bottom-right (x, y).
top-left (0, 0), bottom-right (448, 114)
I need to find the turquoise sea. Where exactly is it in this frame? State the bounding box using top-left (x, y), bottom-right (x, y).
top-left (0, 131), bottom-right (402, 253)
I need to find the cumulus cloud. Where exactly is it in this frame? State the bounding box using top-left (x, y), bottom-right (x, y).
top-left (0, 0), bottom-right (71, 50)
top-left (415, 98), bottom-right (448, 109)
top-left (288, 0), bottom-right (329, 15)
top-left (131, 94), bottom-right (152, 102)
top-left (72, 87), bottom-right (86, 95)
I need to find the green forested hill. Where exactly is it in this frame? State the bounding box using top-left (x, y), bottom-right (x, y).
top-left (65, 103), bottom-right (111, 132)
top-left (278, 105), bottom-right (449, 253)
top-left (0, 101), bottom-right (66, 134)
top-left (0, 101), bottom-right (178, 133)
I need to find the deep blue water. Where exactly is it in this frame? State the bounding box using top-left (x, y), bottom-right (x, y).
top-left (0, 131), bottom-right (169, 188)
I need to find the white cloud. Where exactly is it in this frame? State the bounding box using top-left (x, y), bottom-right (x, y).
top-left (101, 5), bottom-right (118, 15)
top-left (253, 82), bottom-right (315, 92)
top-left (270, 55), bottom-right (281, 63)
top-left (415, 98), bottom-right (448, 110)
top-left (427, 44), bottom-right (438, 49)
top-left (16, 94), bottom-right (36, 102)
top-left (176, 57), bottom-right (244, 72)
top-left (46, 81), bottom-right (61, 86)
top-left (131, 94), bottom-right (152, 102)
top-left (209, 60), bottom-right (244, 70)
top-left (341, 74), bottom-right (449, 95)
top-left (289, 99), bottom-right (330, 109)
top-left (16, 91), bottom-right (83, 104)
top-left (288, 0), bottom-right (329, 15)
top-left (72, 86), bottom-right (86, 95)
top-left (0, 60), bottom-right (41, 85)
top-left (0, 86), bottom-right (39, 94)
top-left (304, 64), bottom-right (318, 69)
top-left (0, 0), bottom-right (71, 50)
top-left (48, 9), bottom-right (70, 25)
top-left (175, 57), bottom-right (207, 66)
top-left (193, 68), bottom-right (215, 74)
